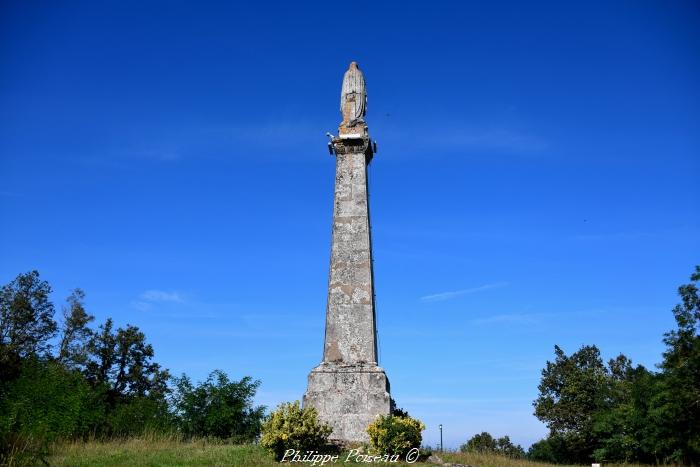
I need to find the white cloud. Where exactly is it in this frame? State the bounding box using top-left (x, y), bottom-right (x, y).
top-left (420, 282), bottom-right (509, 302)
top-left (139, 290), bottom-right (183, 303)
top-left (471, 307), bottom-right (613, 326)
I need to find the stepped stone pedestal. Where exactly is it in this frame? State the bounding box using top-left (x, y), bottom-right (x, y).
top-left (303, 62), bottom-right (390, 444)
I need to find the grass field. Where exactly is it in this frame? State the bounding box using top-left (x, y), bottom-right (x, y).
top-left (44, 435), bottom-right (562, 467)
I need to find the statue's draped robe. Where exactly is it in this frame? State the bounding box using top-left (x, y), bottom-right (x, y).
top-left (340, 64), bottom-right (366, 126)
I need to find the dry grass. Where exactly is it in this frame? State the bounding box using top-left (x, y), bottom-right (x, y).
top-left (49, 433), bottom-right (275, 467)
top-left (48, 433), bottom-right (439, 466)
top-left (438, 450), bottom-right (562, 467)
top-left (47, 437), bottom-right (658, 467)
top-left (437, 450), bottom-right (656, 467)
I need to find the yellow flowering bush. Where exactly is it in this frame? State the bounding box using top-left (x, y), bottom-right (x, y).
top-left (260, 401), bottom-right (333, 460)
top-left (366, 414), bottom-right (425, 456)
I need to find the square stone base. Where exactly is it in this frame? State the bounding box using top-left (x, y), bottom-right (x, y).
top-left (303, 362), bottom-right (391, 443)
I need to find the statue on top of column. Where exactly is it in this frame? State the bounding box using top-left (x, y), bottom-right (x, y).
top-left (340, 61), bottom-right (367, 128)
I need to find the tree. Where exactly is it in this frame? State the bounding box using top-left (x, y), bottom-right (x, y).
top-left (532, 266), bottom-right (700, 464)
top-left (528, 436), bottom-right (566, 463)
top-left (390, 397), bottom-right (409, 417)
top-left (84, 318), bottom-right (116, 388)
top-left (57, 289), bottom-right (94, 369)
top-left (0, 271), bottom-right (57, 366)
top-left (651, 266), bottom-right (700, 463)
top-left (84, 319), bottom-right (170, 401)
top-left (0, 270), bottom-right (180, 443)
top-left (496, 435), bottom-right (526, 458)
top-left (460, 432), bottom-right (524, 458)
top-left (533, 344), bottom-right (618, 462)
top-left (171, 370), bottom-right (265, 441)
top-left (461, 432), bottom-right (496, 453)
top-left (591, 363), bottom-right (657, 463)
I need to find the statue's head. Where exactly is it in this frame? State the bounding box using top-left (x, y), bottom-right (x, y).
top-left (349, 61), bottom-right (359, 70)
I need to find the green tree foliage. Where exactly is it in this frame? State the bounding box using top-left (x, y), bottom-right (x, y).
top-left (389, 397), bottom-right (409, 417)
top-left (590, 362), bottom-right (659, 463)
top-left (366, 414), bottom-right (425, 457)
top-left (85, 318), bottom-right (170, 401)
top-left (461, 431), bottom-right (496, 453)
top-left (0, 271), bottom-right (57, 384)
top-left (0, 358), bottom-right (104, 441)
top-left (171, 371), bottom-right (265, 441)
top-left (57, 288), bottom-right (94, 369)
top-left (260, 401), bottom-right (332, 460)
top-left (76, 316), bottom-right (173, 436)
top-left (0, 358), bottom-right (105, 466)
top-left (104, 395), bottom-right (172, 436)
top-left (532, 344), bottom-right (654, 463)
top-left (653, 265), bottom-right (700, 463)
top-left (533, 344), bottom-right (613, 462)
top-left (460, 432), bottom-right (525, 458)
top-left (527, 435), bottom-right (568, 463)
top-left (531, 264), bottom-right (700, 464)
top-left (495, 436), bottom-right (526, 458)
top-left (0, 270), bottom-right (269, 463)
top-left (534, 344), bottom-right (607, 433)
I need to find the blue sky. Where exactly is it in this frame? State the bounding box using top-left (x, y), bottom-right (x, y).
top-left (1, 0), bottom-right (699, 449)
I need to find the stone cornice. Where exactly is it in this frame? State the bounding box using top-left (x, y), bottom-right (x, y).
top-left (331, 135), bottom-right (374, 161)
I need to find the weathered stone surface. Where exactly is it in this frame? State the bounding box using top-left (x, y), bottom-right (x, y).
top-left (304, 62), bottom-right (390, 443)
top-left (339, 61), bottom-right (367, 132)
top-left (304, 363), bottom-right (390, 443)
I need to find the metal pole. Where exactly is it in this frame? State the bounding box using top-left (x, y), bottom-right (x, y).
top-left (439, 424), bottom-right (443, 452)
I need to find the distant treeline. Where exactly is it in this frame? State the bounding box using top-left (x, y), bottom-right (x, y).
top-left (0, 271), bottom-right (265, 464)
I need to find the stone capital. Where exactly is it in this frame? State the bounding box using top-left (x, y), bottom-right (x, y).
top-left (332, 136), bottom-right (373, 161)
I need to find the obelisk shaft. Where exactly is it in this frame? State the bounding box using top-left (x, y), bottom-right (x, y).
top-left (323, 147), bottom-right (377, 364)
top-left (304, 62), bottom-right (390, 444)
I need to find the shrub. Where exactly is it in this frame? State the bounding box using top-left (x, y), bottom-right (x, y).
top-left (0, 359), bottom-right (104, 441)
top-left (171, 371), bottom-right (265, 442)
top-left (527, 435), bottom-right (569, 463)
top-left (105, 396), bottom-right (172, 436)
top-left (0, 431), bottom-right (50, 467)
top-left (366, 414), bottom-right (425, 457)
top-left (260, 401), bottom-right (332, 460)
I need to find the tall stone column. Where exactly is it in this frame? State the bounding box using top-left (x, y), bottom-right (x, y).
top-left (303, 62), bottom-right (391, 444)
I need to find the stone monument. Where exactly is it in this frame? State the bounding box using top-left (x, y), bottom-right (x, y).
top-left (303, 62), bottom-right (391, 444)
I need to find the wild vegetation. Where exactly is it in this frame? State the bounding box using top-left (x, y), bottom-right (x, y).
top-left (461, 432), bottom-right (526, 458)
top-left (1, 265), bottom-right (698, 465)
top-left (445, 265), bottom-right (700, 465)
top-left (0, 271), bottom-right (264, 465)
top-left (527, 265), bottom-right (700, 464)
top-left (45, 436), bottom-right (532, 467)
